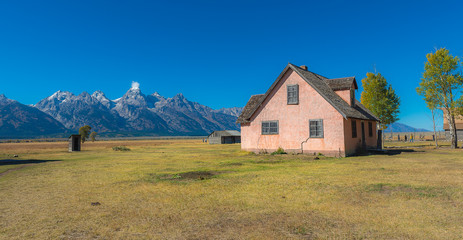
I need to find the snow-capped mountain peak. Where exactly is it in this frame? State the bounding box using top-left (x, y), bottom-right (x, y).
top-left (92, 90), bottom-right (112, 108)
top-left (0, 94), bottom-right (13, 105)
top-left (46, 90), bottom-right (74, 102)
top-left (119, 86), bottom-right (146, 104)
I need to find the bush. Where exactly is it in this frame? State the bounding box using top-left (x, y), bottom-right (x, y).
top-left (271, 147), bottom-right (287, 155)
top-left (258, 149), bottom-right (268, 154)
top-left (112, 146), bottom-right (131, 151)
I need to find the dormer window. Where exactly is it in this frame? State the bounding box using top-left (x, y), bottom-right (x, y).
top-left (287, 84), bottom-right (299, 105)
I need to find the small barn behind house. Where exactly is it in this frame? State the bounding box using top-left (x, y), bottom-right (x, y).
top-left (208, 130), bottom-right (241, 144)
top-left (443, 109), bottom-right (463, 139)
top-left (68, 134), bottom-right (81, 152)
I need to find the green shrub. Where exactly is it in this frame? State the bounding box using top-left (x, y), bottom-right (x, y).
top-left (258, 149), bottom-right (268, 154)
top-left (112, 146), bottom-right (131, 151)
top-left (271, 147), bottom-right (287, 155)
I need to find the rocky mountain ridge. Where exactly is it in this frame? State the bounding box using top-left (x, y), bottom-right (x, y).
top-left (0, 94), bottom-right (68, 138)
top-left (384, 122), bottom-right (430, 132)
top-left (1, 85), bottom-right (243, 138)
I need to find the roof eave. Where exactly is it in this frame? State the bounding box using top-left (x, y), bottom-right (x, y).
top-left (244, 64), bottom-right (292, 122)
top-left (289, 64), bottom-right (349, 120)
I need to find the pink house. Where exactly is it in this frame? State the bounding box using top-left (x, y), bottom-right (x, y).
top-left (237, 63), bottom-right (379, 157)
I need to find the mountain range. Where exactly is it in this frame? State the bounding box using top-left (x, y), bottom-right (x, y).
top-left (0, 94), bottom-right (67, 138)
top-left (384, 122), bottom-right (430, 133)
top-left (0, 85), bottom-right (243, 138)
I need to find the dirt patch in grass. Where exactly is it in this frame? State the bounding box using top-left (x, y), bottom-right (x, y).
top-left (366, 183), bottom-right (449, 198)
top-left (251, 159), bottom-right (285, 164)
top-left (152, 170), bottom-right (224, 182)
top-left (183, 171), bottom-right (217, 180)
top-left (361, 167), bottom-right (398, 175)
top-left (0, 165), bottom-right (30, 177)
top-left (220, 162), bottom-right (244, 166)
top-left (60, 229), bottom-right (97, 239)
top-left (0, 159), bottom-right (61, 177)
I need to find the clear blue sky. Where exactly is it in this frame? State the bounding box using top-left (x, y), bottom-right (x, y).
top-left (1, 0), bottom-right (462, 130)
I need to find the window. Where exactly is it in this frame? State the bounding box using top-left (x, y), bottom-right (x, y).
top-left (262, 121), bottom-right (279, 135)
top-left (352, 120), bottom-right (357, 138)
top-left (368, 122), bottom-right (373, 137)
top-left (287, 84), bottom-right (299, 105)
top-left (309, 119), bottom-right (324, 138)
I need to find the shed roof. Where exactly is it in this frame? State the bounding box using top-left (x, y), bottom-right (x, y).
top-left (237, 63), bottom-right (379, 124)
top-left (208, 130), bottom-right (241, 137)
top-left (68, 134), bottom-right (81, 138)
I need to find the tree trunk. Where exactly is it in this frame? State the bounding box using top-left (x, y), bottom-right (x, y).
top-left (382, 129), bottom-right (385, 149)
top-left (452, 114), bottom-right (458, 148)
top-left (377, 129), bottom-right (383, 150)
top-left (431, 109), bottom-right (438, 148)
top-left (445, 110), bottom-right (458, 149)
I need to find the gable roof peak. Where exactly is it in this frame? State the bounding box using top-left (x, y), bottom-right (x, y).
top-left (237, 63), bottom-right (379, 124)
top-left (288, 63), bottom-right (328, 79)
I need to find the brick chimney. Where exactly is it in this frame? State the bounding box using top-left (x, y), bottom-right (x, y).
top-left (300, 65), bottom-right (308, 70)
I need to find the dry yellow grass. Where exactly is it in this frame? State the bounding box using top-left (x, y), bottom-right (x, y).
top-left (0, 139), bottom-right (462, 239)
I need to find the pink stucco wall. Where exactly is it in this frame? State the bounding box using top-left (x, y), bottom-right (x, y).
top-left (343, 118), bottom-right (377, 156)
top-left (241, 69), bottom-right (378, 157)
top-left (241, 69), bottom-right (347, 157)
top-left (335, 89), bottom-right (351, 106)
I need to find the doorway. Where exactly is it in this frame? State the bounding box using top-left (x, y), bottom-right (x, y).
top-left (361, 122), bottom-right (366, 150)
top-left (73, 137), bottom-right (79, 151)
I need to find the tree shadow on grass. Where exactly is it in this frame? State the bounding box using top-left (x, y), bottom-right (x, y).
top-left (367, 149), bottom-right (419, 156)
top-left (0, 159), bottom-right (61, 166)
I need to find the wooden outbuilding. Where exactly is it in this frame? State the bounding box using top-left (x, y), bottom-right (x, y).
top-left (208, 130), bottom-right (241, 144)
top-left (68, 134), bottom-right (81, 152)
top-left (443, 109), bottom-right (463, 139)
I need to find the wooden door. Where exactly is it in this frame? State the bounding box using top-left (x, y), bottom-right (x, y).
top-left (361, 122), bottom-right (366, 150)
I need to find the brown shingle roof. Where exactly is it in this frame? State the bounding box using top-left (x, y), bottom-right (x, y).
top-left (236, 94), bottom-right (265, 124)
top-left (237, 63), bottom-right (379, 124)
top-left (326, 77), bottom-right (358, 90)
top-left (208, 130), bottom-right (241, 137)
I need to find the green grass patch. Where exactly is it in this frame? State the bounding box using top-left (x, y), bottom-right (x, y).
top-left (365, 183), bottom-right (451, 198)
top-left (112, 146), bottom-right (131, 151)
top-left (149, 170), bottom-right (225, 182)
top-left (271, 147), bottom-right (287, 155)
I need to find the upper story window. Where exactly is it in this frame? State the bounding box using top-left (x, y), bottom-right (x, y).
top-left (352, 120), bottom-right (357, 138)
top-left (368, 122), bottom-right (373, 137)
top-left (262, 120), bottom-right (279, 135)
top-left (287, 84), bottom-right (299, 105)
top-left (309, 119), bottom-right (324, 138)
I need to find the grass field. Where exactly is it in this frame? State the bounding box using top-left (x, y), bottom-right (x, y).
top-left (1, 140), bottom-right (462, 239)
